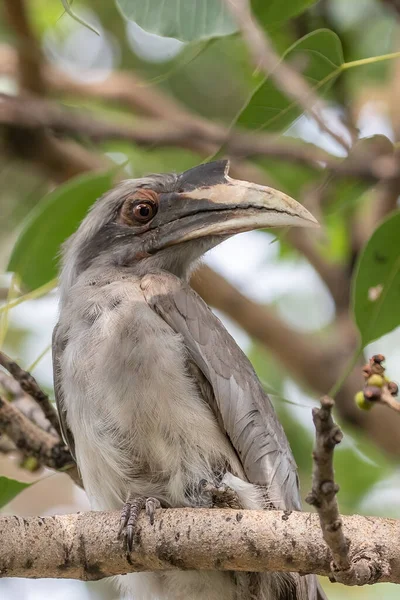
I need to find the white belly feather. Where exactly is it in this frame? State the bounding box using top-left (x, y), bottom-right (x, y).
top-left (61, 279), bottom-right (246, 508)
top-left (59, 278), bottom-right (267, 599)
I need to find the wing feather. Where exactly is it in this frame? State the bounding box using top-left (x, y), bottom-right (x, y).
top-left (141, 272), bottom-right (300, 511)
top-left (52, 323), bottom-right (76, 461)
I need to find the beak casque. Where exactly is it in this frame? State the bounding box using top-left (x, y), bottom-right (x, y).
top-left (146, 160), bottom-right (318, 251)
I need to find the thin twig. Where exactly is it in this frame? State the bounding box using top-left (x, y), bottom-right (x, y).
top-left (306, 396), bottom-right (380, 585)
top-left (223, 0), bottom-right (351, 152)
top-left (0, 351), bottom-right (61, 438)
top-left (380, 388), bottom-right (400, 412)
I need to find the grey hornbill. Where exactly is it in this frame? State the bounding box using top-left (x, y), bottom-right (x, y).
top-left (53, 160), bottom-right (325, 599)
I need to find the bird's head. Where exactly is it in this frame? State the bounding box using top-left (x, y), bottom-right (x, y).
top-left (61, 160), bottom-right (318, 295)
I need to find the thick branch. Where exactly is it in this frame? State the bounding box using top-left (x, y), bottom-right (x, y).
top-left (0, 509), bottom-right (395, 583)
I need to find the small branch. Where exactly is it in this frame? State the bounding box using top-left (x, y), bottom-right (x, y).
top-left (0, 371), bottom-right (56, 435)
top-left (358, 354), bottom-right (400, 414)
top-left (306, 398), bottom-right (348, 569)
top-left (0, 350), bottom-right (61, 438)
top-left (0, 508), bottom-right (395, 582)
top-left (0, 395), bottom-right (70, 470)
top-left (3, 0), bottom-right (45, 94)
top-left (0, 94), bottom-right (339, 173)
top-left (0, 395), bottom-right (81, 486)
top-left (306, 397), bottom-right (382, 586)
top-left (1, 93), bottom-right (396, 183)
top-left (380, 387), bottom-right (400, 412)
top-left (223, 0), bottom-right (351, 152)
top-left (382, 0), bottom-right (400, 19)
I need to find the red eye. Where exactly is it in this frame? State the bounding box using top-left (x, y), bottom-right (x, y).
top-left (119, 191), bottom-right (159, 226)
top-left (132, 201), bottom-right (156, 222)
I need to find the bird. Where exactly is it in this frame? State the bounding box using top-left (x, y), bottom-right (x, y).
top-left (53, 159), bottom-right (325, 600)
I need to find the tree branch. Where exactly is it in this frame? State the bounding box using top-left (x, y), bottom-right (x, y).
top-left (0, 370), bottom-right (55, 436)
top-left (0, 508), bottom-right (396, 583)
top-left (0, 350), bottom-right (61, 438)
top-left (2, 0), bottom-right (45, 94)
top-left (191, 266), bottom-right (332, 391)
top-left (305, 397), bottom-right (390, 586)
top-left (306, 398), bottom-right (350, 578)
top-left (1, 5), bottom-right (104, 182)
top-left (0, 395), bottom-right (72, 470)
top-left (1, 92), bottom-right (397, 182)
top-left (223, 0), bottom-right (351, 152)
top-left (0, 353), bottom-right (81, 485)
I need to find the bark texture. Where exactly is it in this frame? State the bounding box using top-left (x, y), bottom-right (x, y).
top-left (0, 509), bottom-right (396, 584)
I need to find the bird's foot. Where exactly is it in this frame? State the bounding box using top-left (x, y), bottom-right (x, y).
top-left (118, 496), bottom-right (161, 551)
top-left (198, 479), bottom-right (242, 509)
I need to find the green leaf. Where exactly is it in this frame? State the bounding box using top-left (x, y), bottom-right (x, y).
top-left (252, 0), bottom-right (318, 31)
top-left (116, 0), bottom-right (237, 42)
top-left (8, 170), bottom-right (115, 291)
top-left (352, 211), bottom-right (400, 346)
top-left (236, 29), bottom-right (344, 132)
top-left (0, 476), bottom-right (30, 508)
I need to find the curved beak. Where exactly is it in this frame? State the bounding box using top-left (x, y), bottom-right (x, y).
top-left (147, 160), bottom-right (318, 251)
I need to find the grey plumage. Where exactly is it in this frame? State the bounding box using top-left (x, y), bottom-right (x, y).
top-left (53, 161), bottom-right (325, 600)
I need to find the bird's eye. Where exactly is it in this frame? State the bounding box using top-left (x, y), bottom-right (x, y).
top-left (131, 200), bottom-right (157, 223)
top-left (119, 191), bottom-right (159, 226)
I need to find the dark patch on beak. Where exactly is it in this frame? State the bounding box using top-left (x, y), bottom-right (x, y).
top-left (176, 160), bottom-right (229, 191)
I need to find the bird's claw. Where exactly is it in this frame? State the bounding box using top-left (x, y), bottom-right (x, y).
top-left (198, 479), bottom-right (242, 509)
top-left (145, 496), bottom-right (161, 526)
top-left (118, 496), bottom-right (161, 551)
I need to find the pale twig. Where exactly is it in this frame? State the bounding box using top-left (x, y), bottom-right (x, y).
top-left (223, 0), bottom-right (351, 152)
top-left (306, 397), bottom-right (348, 570)
top-left (380, 387), bottom-right (400, 413)
top-left (306, 396), bottom-right (381, 585)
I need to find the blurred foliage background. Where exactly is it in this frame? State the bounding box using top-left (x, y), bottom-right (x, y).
top-left (0, 0), bottom-right (400, 598)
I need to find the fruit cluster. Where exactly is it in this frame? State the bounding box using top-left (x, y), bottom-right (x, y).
top-left (354, 354), bottom-right (399, 411)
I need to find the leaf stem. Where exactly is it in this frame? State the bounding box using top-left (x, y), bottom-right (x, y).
top-left (329, 345), bottom-right (362, 399)
top-left (0, 279), bottom-right (57, 314)
top-left (342, 51), bottom-right (400, 71)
